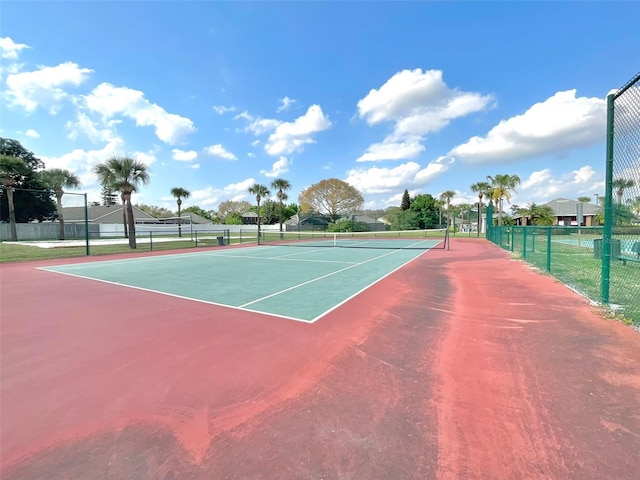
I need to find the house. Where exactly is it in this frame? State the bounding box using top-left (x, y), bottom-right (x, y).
top-left (512, 198), bottom-right (601, 226)
top-left (285, 213), bottom-right (387, 231)
top-left (242, 212), bottom-right (258, 225)
top-left (153, 212), bottom-right (213, 225)
top-left (62, 205), bottom-right (156, 224)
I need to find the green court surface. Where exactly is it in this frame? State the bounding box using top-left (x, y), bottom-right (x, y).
top-left (40, 242), bottom-right (440, 322)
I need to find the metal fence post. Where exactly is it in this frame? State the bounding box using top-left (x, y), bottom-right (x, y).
top-left (546, 227), bottom-right (552, 272)
top-left (602, 93), bottom-right (615, 304)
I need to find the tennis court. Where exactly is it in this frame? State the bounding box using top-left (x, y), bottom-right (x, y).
top-left (3, 237), bottom-right (640, 479)
top-left (40, 230), bottom-right (446, 322)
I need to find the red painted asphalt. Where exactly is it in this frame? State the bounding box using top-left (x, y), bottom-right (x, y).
top-left (1, 239), bottom-right (639, 479)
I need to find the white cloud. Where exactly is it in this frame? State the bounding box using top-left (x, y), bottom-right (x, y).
top-left (133, 151), bottom-right (157, 167)
top-left (572, 165), bottom-right (596, 184)
top-left (449, 90), bottom-right (606, 164)
top-left (189, 163), bottom-right (201, 169)
top-left (260, 156), bottom-right (290, 178)
top-left (213, 105), bottom-right (236, 114)
top-left (516, 165), bottom-right (605, 204)
top-left (205, 143), bottom-right (237, 161)
top-left (247, 152), bottom-right (256, 158)
top-left (172, 148), bottom-right (198, 162)
top-left (188, 178), bottom-right (256, 208)
top-left (25, 129), bottom-right (39, 138)
top-left (233, 111), bottom-right (253, 121)
top-left (5, 62), bottom-right (93, 113)
top-left (84, 82), bottom-right (196, 144)
top-left (345, 156), bottom-right (454, 195)
top-left (40, 138), bottom-right (126, 201)
top-left (65, 112), bottom-right (117, 143)
top-left (246, 118), bottom-right (282, 135)
top-left (277, 96), bottom-right (296, 112)
top-left (356, 139), bottom-right (425, 162)
top-left (356, 69), bottom-right (493, 162)
top-left (264, 104), bottom-right (332, 156)
top-left (0, 37), bottom-right (29, 59)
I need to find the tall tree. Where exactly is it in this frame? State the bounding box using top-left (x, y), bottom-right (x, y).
top-left (0, 155), bottom-right (29, 241)
top-left (258, 199), bottom-right (281, 225)
top-left (136, 204), bottom-right (175, 218)
top-left (271, 178), bottom-right (292, 233)
top-left (439, 190), bottom-right (456, 227)
top-left (470, 181), bottom-right (491, 235)
top-left (400, 189), bottom-right (411, 211)
top-left (248, 183), bottom-right (270, 240)
top-left (94, 156), bottom-right (150, 249)
top-left (577, 196), bottom-right (591, 203)
top-left (170, 187), bottom-right (191, 237)
top-left (183, 205), bottom-right (217, 222)
top-left (487, 174), bottom-right (521, 226)
top-left (298, 178), bottom-right (364, 221)
top-left (405, 193), bottom-right (440, 229)
top-left (0, 138), bottom-right (55, 223)
top-left (218, 200), bottom-right (252, 222)
top-left (101, 183), bottom-right (117, 205)
top-left (612, 178), bottom-right (635, 205)
top-left (40, 168), bottom-right (82, 240)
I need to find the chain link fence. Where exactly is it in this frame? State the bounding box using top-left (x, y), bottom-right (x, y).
top-left (486, 73), bottom-right (640, 325)
top-left (602, 73), bottom-right (640, 322)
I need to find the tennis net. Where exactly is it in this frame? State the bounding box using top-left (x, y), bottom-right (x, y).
top-left (259, 229), bottom-right (449, 250)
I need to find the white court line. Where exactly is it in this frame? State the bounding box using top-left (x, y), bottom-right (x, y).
top-left (210, 253), bottom-right (356, 265)
top-left (37, 268), bottom-right (314, 323)
top-left (38, 237), bottom-right (438, 324)
top-left (240, 246), bottom-right (420, 307)
top-left (309, 238), bottom-right (434, 322)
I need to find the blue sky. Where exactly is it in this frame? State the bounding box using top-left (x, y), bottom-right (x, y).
top-left (2, 1), bottom-right (639, 213)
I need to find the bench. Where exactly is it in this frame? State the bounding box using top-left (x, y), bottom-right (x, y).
top-left (616, 241), bottom-right (640, 266)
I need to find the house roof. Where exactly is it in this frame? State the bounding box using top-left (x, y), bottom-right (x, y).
top-left (242, 212), bottom-right (258, 218)
top-left (62, 205), bottom-right (156, 223)
top-left (543, 198), bottom-right (600, 216)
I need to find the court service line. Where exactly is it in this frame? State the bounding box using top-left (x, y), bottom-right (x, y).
top-left (207, 253), bottom-right (356, 265)
top-left (37, 268), bottom-right (313, 323)
top-left (309, 239), bottom-right (435, 323)
top-left (238, 245), bottom-right (418, 309)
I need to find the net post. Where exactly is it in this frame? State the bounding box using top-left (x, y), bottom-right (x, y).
top-left (546, 227), bottom-right (552, 272)
top-left (83, 193), bottom-right (90, 256)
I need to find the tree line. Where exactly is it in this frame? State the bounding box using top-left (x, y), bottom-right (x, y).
top-left (2, 136), bottom-right (637, 246)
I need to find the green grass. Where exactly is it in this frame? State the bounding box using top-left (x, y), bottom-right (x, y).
top-left (509, 239), bottom-right (640, 325)
top-left (0, 238), bottom-right (254, 263)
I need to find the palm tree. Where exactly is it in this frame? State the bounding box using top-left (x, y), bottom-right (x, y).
top-left (94, 156), bottom-right (150, 249)
top-left (627, 196), bottom-right (640, 218)
top-left (487, 174), bottom-right (521, 226)
top-left (577, 196), bottom-right (591, 204)
top-left (521, 203), bottom-right (555, 226)
top-left (470, 181), bottom-right (491, 235)
top-left (612, 178), bottom-right (635, 205)
top-left (439, 190), bottom-right (456, 228)
top-left (0, 155), bottom-right (29, 241)
top-left (271, 178), bottom-right (291, 233)
top-left (170, 187), bottom-right (191, 238)
top-left (248, 183), bottom-right (270, 241)
top-left (40, 168), bottom-right (81, 240)
top-left (435, 198), bottom-right (445, 227)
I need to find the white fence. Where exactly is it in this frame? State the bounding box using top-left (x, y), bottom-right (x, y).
top-left (0, 222), bottom-right (281, 241)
